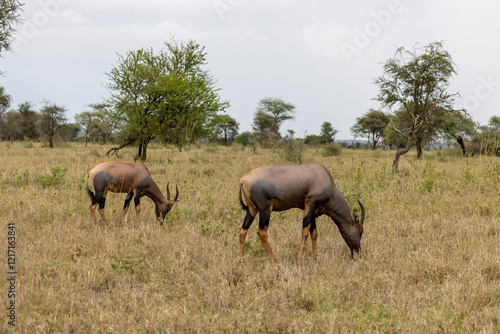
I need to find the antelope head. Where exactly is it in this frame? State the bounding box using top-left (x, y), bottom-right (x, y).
top-left (350, 199), bottom-right (366, 255)
top-left (156, 182), bottom-right (180, 223)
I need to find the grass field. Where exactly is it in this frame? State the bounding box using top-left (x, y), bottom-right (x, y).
top-left (1, 142), bottom-right (499, 333)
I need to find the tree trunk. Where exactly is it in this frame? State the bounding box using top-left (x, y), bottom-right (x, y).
top-left (138, 137), bottom-right (151, 161)
top-left (416, 137), bottom-right (423, 159)
top-left (49, 135), bottom-right (54, 148)
top-left (137, 143), bottom-right (143, 159)
top-left (392, 138), bottom-right (413, 172)
top-left (456, 136), bottom-right (467, 156)
top-left (84, 131), bottom-right (88, 147)
top-left (392, 150), bottom-right (402, 171)
top-left (141, 144), bottom-right (148, 161)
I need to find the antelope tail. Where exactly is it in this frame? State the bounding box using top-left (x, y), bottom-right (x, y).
top-left (87, 186), bottom-right (96, 202)
top-left (238, 183), bottom-right (249, 212)
top-left (86, 173), bottom-right (96, 203)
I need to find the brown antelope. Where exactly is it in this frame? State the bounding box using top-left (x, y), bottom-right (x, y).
top-left (87, 162), bottom-right (179, 225)
top-left (238, 163), bottom-right (365, 263)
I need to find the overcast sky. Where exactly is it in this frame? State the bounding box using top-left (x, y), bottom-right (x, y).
top-left (2, 0), bottom-right (499, 139)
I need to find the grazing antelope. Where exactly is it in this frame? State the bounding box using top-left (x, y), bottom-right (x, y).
top-left (86, 162), bottom-right (179, 225)
top-left (238, 163), bottom-right (365, 263)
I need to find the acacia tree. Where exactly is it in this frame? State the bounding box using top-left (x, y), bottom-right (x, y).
top-left (432, 111), bottom-right (476, 155)
top-left (40, 101), bottom-right (67, 148)
top-left (351, 109), bottom-right (388, 149)
top-left (17, 101), bottom-right (39, 140)
top-left (320, 121), bottom-right (338, 143)
top-left (215, 114), bottom-right (239, 146)
top-left (76, 103), bottom-right (119, 147)
top-left (106, 39), bottom-right (228, 160)
top-left (374, 42), bottom-right (461, 171)
top-left (252, 97), bottom-right (295, 144)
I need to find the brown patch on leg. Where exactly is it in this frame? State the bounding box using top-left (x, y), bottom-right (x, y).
top-left (257, 226), bottom-right (276, 263)
top-left (98, 207), bottom-right (109, 226)
top-left (239, 223), bottom-right (248, 258)
top-left (310, 227), bottom-right (318, 260)
top-left (98, 188), bottom-right (110, 226)
top-left (135, 203), bottom-right (141, 223)
top-left (298, 224), bottom-right (311, 261)
top-left (90, 203), bottom-right (97, 225)
top-left (121, 193), bottom-right (133, 224)
top-left (132, 188), bottom-right (141, 224)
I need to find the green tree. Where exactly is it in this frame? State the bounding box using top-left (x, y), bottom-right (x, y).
top-left (0, 85), bottom-right (12, 139)
top-left (374, 42), bottom-right (461, 171)
top-left (472, 116), bottom-right (500, 156)
top-left (76, 103), bottom-right (119, 147)
top-left (234, 131), bottom-right (253, 146)
top-left (0, 0), bottom-right (22, 65)
top-left (433, 111), bottom-right (476, 155)
top-left (215, 114), bottom-right (239, 146)
top-left (261, 97), bottom-right (295, 134)
top-left (17, 101), bottom-right (39, 140)
top-left (320, 121), bottom-right (338, 143)
top-left (0, 101), bottom-right (38, 141)
top-left (60, 123), bottom-right (81, 141)
top-left (351, 109), bottom-right (389, 149)
top-left (252, 97), bottom-right (295, 145)
top-left (252, 110), bottom-right (274, 133)
top-left (40, 101), bottom-right (67, 148)
top-left (489, 116), bottom-right (500, 131)
top-left (2, 110), bottom-right (21, 140)
top-left (106, 39), bottom-right (228, 160)
top-left (75, 111), bottom-right (97, 147)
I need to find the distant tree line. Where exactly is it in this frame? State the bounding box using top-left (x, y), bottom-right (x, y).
top-left (0, 93), bottom-right (79, 147)
top-left (1, 36), bottom-right (498, 163)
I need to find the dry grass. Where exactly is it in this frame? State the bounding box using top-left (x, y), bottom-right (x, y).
top-left (0, 142), bottom-right (499, 333)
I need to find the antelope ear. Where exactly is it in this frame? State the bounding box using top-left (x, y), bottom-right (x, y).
top-left (352, 211), bottom-right (359, 223)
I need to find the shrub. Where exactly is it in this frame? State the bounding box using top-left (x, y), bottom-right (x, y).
top-left (282, 135), bottom-right (305, 164)
top-left (321, 143), bottom-right (342, 157)
top-left (234, 131), bottom-right (253, 146)
top-left (38, 166), bottom-right (68, 189)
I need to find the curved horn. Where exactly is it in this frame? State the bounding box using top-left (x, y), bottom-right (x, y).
top-left (174, 184), bottom-right (179, 202)
top-left (357, 199), bottom-right (365, 226)
top-left (167, 182), bottom-right (171, 200)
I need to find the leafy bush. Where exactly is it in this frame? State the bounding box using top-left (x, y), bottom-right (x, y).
top-left (38, 166), bottom-right (68, 189)
top-left (321, 143), bottom-right (342, 157)
top-left (282, 136), bottom-right (305, 164)
top-left (234, 131), bottom-right (253, 146)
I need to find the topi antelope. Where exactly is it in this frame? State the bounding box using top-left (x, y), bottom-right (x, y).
top-left (238, 163), bottom-right (365, 263)
top-left (87, 162), bottom-right (179, 225)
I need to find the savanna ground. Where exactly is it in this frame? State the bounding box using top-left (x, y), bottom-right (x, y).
top-left (0, 141), bottom-right (499, 333)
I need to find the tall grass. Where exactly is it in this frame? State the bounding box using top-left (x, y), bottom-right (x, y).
top-left (0, 142), bottom-right (499, 333)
